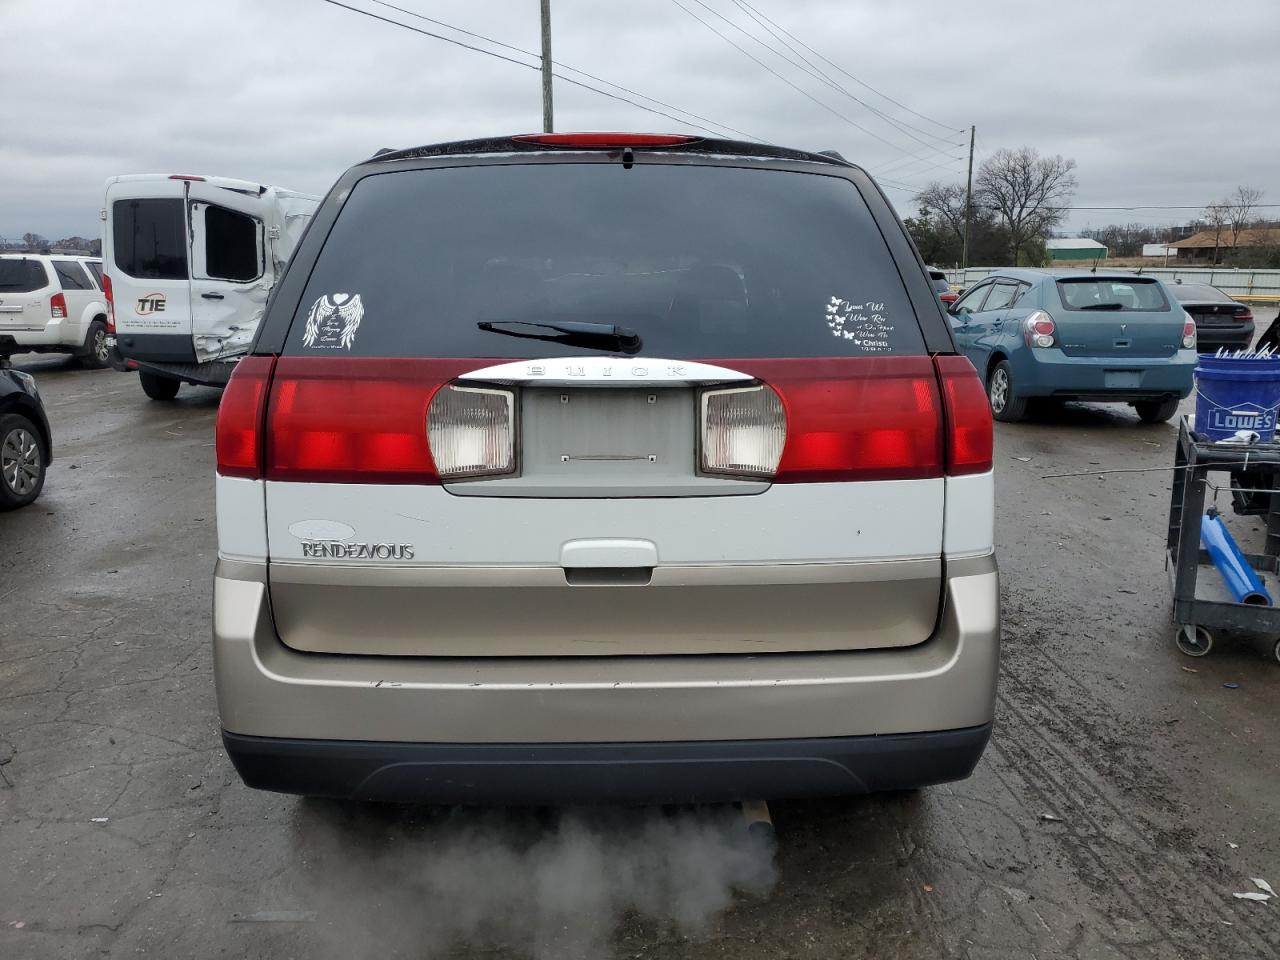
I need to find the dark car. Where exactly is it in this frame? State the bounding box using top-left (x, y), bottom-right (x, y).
top-left (0, 337), bottom-right (52, 509)
top-left (1170, 282), bottom-right (1254, 352)
top-left (928, 267), bottom-right (958, 305)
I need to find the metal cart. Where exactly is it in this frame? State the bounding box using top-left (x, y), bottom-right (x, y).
top-left (1167, 417), bottom-right (1280, 662)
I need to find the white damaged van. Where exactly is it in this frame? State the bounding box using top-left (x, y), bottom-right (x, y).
top-left (102, 175), bottom-right (318, 400)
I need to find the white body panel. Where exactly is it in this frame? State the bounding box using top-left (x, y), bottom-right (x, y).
top-left (216, 476), bottom-right (268, 561)
top-left (944, 471), bottom-right (995, 558)
top-left (261, 479), bottom-right (946, 566)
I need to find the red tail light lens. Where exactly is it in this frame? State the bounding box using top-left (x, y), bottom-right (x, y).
top-left (940, 292), bottom-right (958, 303)
top-left (216, 355), bottom-right (277, 478)
top-left (102, 274), bottom-right (115, 333)
top-left (934, 355), bottom-right (993, 475)
top-left (1239, 309), bottom-right (1254, 322)
top-left (512, 133), bottom-right (699, 148)
top-left (729, 358), bottom-right (943, 482)
top-left (1182, 316), bottom-right (1197, 350)
top-left (50, 292), bottom-right (67, 319)
top-left (264, 358), bottom-right (477, 483)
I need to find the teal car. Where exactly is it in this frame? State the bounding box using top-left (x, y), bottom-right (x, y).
top-left (946, 269), bottom-right (1197, 423)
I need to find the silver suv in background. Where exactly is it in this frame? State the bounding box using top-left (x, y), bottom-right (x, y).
top-left (213, 133), bottom-right (999, 804)
top-left (0, 255), bottom-right (111, 367)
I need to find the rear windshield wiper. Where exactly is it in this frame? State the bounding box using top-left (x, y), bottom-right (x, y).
top-left (477, 320), bottom-right (643, 355)
top-left (1078, 302), bottom-right (1126, 311)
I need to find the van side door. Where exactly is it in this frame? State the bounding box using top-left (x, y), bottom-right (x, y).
top-left (188, 188), bottom-right (271, 362)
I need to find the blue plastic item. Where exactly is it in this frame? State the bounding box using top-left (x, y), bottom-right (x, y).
top-left (1193, 355), bottom-right (1280, 441)
top-left (1200, 508), bottom-right (1273, 606)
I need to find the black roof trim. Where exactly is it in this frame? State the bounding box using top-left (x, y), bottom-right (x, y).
top-left (364, 135), bottom-right (855, 169)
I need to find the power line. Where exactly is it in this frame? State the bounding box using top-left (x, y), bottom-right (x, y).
top-left (317, 0), bottom-right (752, 139)
top-left (669, 0), bottom-right (942, 162)
top-left (361, 0), bottom-right (759, 141)
top-left (732, 0), bottom-right (964, 136)
top-left (726, 0), bottom-right (965, 152)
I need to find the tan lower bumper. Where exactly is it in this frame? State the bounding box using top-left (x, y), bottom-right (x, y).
top-left (213, 554), bottom-right (999, 744)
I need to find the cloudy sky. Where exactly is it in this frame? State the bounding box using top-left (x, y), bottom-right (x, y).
top-left (4, 0), bottom-right (1278, 240)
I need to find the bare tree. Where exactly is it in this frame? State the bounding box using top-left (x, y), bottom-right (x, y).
top-left (21, 232), bottom-right (47, 252)
top-left (1226, 185), bottom-right (1263, 249)
top-left (1202, 203), bottom-right (1229, 264)
top-left (975, 148), bottom-right (1078, 265)
top-left (913, 182), bottom-right (969, 246)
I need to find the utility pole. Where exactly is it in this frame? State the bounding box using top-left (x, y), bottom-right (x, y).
top-left (540, 0), bottom-right (554, 133)
top-left (960, 125), bottom-right (975, 272)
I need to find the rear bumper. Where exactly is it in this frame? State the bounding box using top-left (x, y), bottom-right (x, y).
top-left (1010, 348), bottom-right (1195, 399)
top-left (213, 552), bottom-right (999, 800)
top-left (223, 723), bottom-right (993, 804)
top-left (1195, 325), bottom-right (1254, 351)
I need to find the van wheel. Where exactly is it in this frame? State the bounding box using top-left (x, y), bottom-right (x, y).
top-left (79, 319), bottom-right (110, 369)
top-left (988, 360), bottom-right (1028, 422)
top-left (1135, 398), bottom-right (1179, 424)
top-left (139, 371), bottom-right (181, 401)
top-left (0, 413), bottom-right (47, 510)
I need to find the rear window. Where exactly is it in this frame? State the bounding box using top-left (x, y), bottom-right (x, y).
top-left (931, 277), bottom-right (951, 293)
top-left (0, 259), bottom-right (50, 293)
top-left (84, 261), bottom-right (104, 287)
top-left (1172, 283), bottom-right (1231, 303)
top-left (113, 198), bottom-right (188, 280)
top-left (284, 163), bottom-right (926, 358)
top-left (1056, 278), bottom-right (1170, 312)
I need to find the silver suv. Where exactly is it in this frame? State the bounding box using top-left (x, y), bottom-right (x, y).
top-left (213, 134), bottom-right (999, 803)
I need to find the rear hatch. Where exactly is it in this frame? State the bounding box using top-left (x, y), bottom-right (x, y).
top-left (0, 258), bottom-right (54, 331)
top-left (1053, 277), bottom-right (1182, 357)
top-left (252, 157), bottom-right (971, 656)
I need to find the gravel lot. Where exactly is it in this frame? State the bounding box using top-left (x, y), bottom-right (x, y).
top-left (3, 312), bottom-right (1279, 959)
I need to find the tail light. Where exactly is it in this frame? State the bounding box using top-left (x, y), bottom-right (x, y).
top-left (940, 292), bottom-right (958, 304)
top-left (102, 274), bottom-right (115, 333)
top-left (263, 358), bottom-right (475, 483)
top-left (1237, 308), bottom-right (1254, 323)
top-left (215, 356), bottom-right (277, 478)
top-left (699, 385), bottom-right (785, 477)
top-left (934, 355), bottom-right (993, 475)
top-left (50, 292), bottom-right (67, 319)
top-left (1023, 310), bottom-right (1056, 348)
top-left (731, 358), bottom-right (943, 482)
top-left (512, 133), bottom-right (699, 148)
top-left (426, 385), bottom-right (516, 479)
top-left (1182, 312), bottom-right (1197, 350)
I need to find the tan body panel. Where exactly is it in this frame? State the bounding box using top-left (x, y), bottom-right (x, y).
top-left (214, 554), bottom-right (998, 744)
top-left (267, 558), bottom-right (941, 656)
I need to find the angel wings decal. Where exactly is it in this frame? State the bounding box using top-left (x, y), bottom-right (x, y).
top-left (302, 293), bottom-right (364, 350)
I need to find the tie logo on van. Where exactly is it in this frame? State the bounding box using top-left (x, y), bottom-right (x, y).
top-left (136, 293), bottom-right (166, 315)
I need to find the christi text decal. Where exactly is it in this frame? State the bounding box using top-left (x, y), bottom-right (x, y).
top-left (136, 293), bottom-right (166, 315)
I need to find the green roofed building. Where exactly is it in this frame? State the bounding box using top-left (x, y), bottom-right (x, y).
top-left (1045, 238), bottom-right (1108, 262)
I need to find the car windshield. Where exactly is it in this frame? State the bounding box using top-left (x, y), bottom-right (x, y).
top-left (1056, 278), bottom-right (1170, 312)
top-left (285, 163), bottom-right (928, 359)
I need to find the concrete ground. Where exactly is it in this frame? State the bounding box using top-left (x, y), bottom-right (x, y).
top-left (3, 313), bottom-right (1279, 959)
